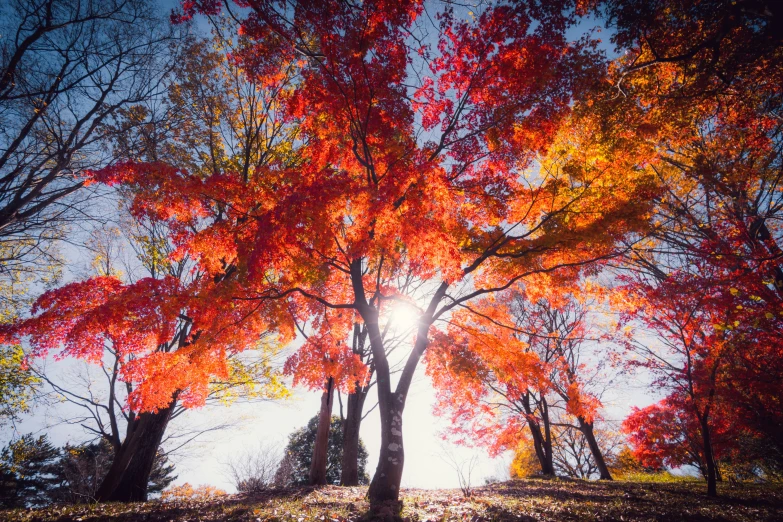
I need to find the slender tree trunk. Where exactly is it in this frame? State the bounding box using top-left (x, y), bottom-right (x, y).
top-left (366, 323), bottom-right (427, 504)
top-left (700, 416), bottom-right (719, 497)
top-left (578, 417), bottom-right (613, 480)
top-left (340, 384), bottom-right (368, 486)
top-left (522, 393), bottom-right (554, 476)
top-left (354, 260), bottom-right (449, 506)
top-left (527, 421), bottom-right (555, 476)
top-left (367, 389), bottom-right (406, 503)
top-left (541, 397), bottom-right (554, 475)
top-left (96, 400), bottom-right (176, 502)
top-left (309, 377), bottom-right (335, 485)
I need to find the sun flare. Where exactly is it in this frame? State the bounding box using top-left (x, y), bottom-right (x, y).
top-left (388, 301), bottom-right (422, 332)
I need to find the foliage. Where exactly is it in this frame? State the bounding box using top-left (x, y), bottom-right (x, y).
top-left (281, 415), bottom-right (369, 486)
top-left (3, 0), bottom-right (782, 505)
top-left (590, 0), bottom-right (783, 496)
top-left (509, 438), bottom-right (540, 479)
top-left (427, 292), bottom-right (614, 480)
top-left (51, 439), bottom-right (176, 504)
top-left (0, 435), bottom-right (176, 508)
top-left (0, 345), bottom-right (39, 426)
top-left (607, 446), bottom-right (652, 479)
top-left (160, 483), bottom-right (227, 502)
top-left (0, 435), bottom-right (60, 508)
top-left (97, 0), bottom-right (658, 502)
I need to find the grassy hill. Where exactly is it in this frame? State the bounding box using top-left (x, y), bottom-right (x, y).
top-left (3, 479), bottom-right (782, 522)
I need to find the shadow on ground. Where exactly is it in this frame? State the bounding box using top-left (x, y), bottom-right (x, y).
top-left (2, 479), bottom-right (783, 521)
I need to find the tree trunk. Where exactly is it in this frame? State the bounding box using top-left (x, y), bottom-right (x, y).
top-left (527, 421), bottom-right (555, 476)
top-left (578, 417), bottom-right (613, 480)
top-left (367, 389), bottom-right (406, 503)
top-left (309, 377), bottom-right (335, 485)
top-left (354, 260), bottom-right (449, 506)
top-left (523, 392), bottom-right (554, 476)
top-left (340, 384), bottom-right (368, 486)
top-left (96, 400), bottom-right (176, 502)
top-left (700, 416), bottom-right (719, 497)
top-left (366, 319), bottom-right (429, 505)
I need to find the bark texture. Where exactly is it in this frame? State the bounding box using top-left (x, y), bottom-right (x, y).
top-left (700, 416), bottom-right (719, 497)
top-left (340, 385), bottom-right (368, 486)
top-left (96, 400), bottom-right (176, 502)
top-left (309, 377), bottom-right (335, 485)
top-left (523, 393), bottom-right (554, 476)
top-left (578, 417), bottom-right (613, 480)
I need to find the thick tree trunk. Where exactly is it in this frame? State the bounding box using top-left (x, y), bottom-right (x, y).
top-left (108, 407), bottom-right (173, 501)
top-left (96, 400), bottom-right (176, 502)
top-left (578, 417), bottom-right (613, 480)
top-left (700, 416), bottom-right (719, 497)
top-left (340, 384), bottom-right (368, 486)
top-left (309, 377), bottom-right (335, 485)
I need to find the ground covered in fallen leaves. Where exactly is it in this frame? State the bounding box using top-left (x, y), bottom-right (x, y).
top-left (3, 479), bottom-right (783, 522)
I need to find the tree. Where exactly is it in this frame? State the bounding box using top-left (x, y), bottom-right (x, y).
top-left (120, 0), bottom-right (653, 505)
top-left (50, 439), bottom-right (176, 504)
top-left (616, 267), bottom-right (737, 495)
top-left (280, 415), bottom-right (369, 487)
top-left (0, 23), bottom-right (300, 502)
top-left (0, 434), bottom-right (59, 508)
top-left (0, 0), bottom-right (178, 291)
top-left (623, 397), bottom-right (716, 479)
top-left (558, 0), bottom-right (783, 496)
top-left (532, 298), bottom-right (615, 480)
top-left (2, 216), bottom-right (290, 502)
top-left (509, 437), bottom-right (541, 479)
top-left (426, 291), bottom-right (616, 480)
top-left (551, 424), bottom-right (623, 480)
top-left (225, 442), bottom-right (283, 492)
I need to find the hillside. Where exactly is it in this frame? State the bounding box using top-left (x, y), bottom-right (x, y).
top-left (3, 479), bottom-right (782, 522)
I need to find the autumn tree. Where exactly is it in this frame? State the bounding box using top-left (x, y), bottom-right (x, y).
top-left (616, 266), bottom-right (747, 495)
top-left (533, 298), bottom-right (615, 480)
top-left (551, 424), bottom-right (623, 480)
top-left (114, 0), bottom-right (657, 505)
top-left (0, 18), bottom-right (309, 502)
top-left (545, 0), bottom-right (783, 495)
top-left (2, 209), bottom-right (291, 502)
top-left (427, 291), bottom-right (615, 480)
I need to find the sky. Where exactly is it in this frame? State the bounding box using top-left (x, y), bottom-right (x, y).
top-left (2, 0), bottom-right (663, 493)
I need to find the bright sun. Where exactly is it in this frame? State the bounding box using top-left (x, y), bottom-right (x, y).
top-left (388, 301), bottom-right (422, 332)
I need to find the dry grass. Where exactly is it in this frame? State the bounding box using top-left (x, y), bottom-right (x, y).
top-left (2, 478), bottom-right (782, 521)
